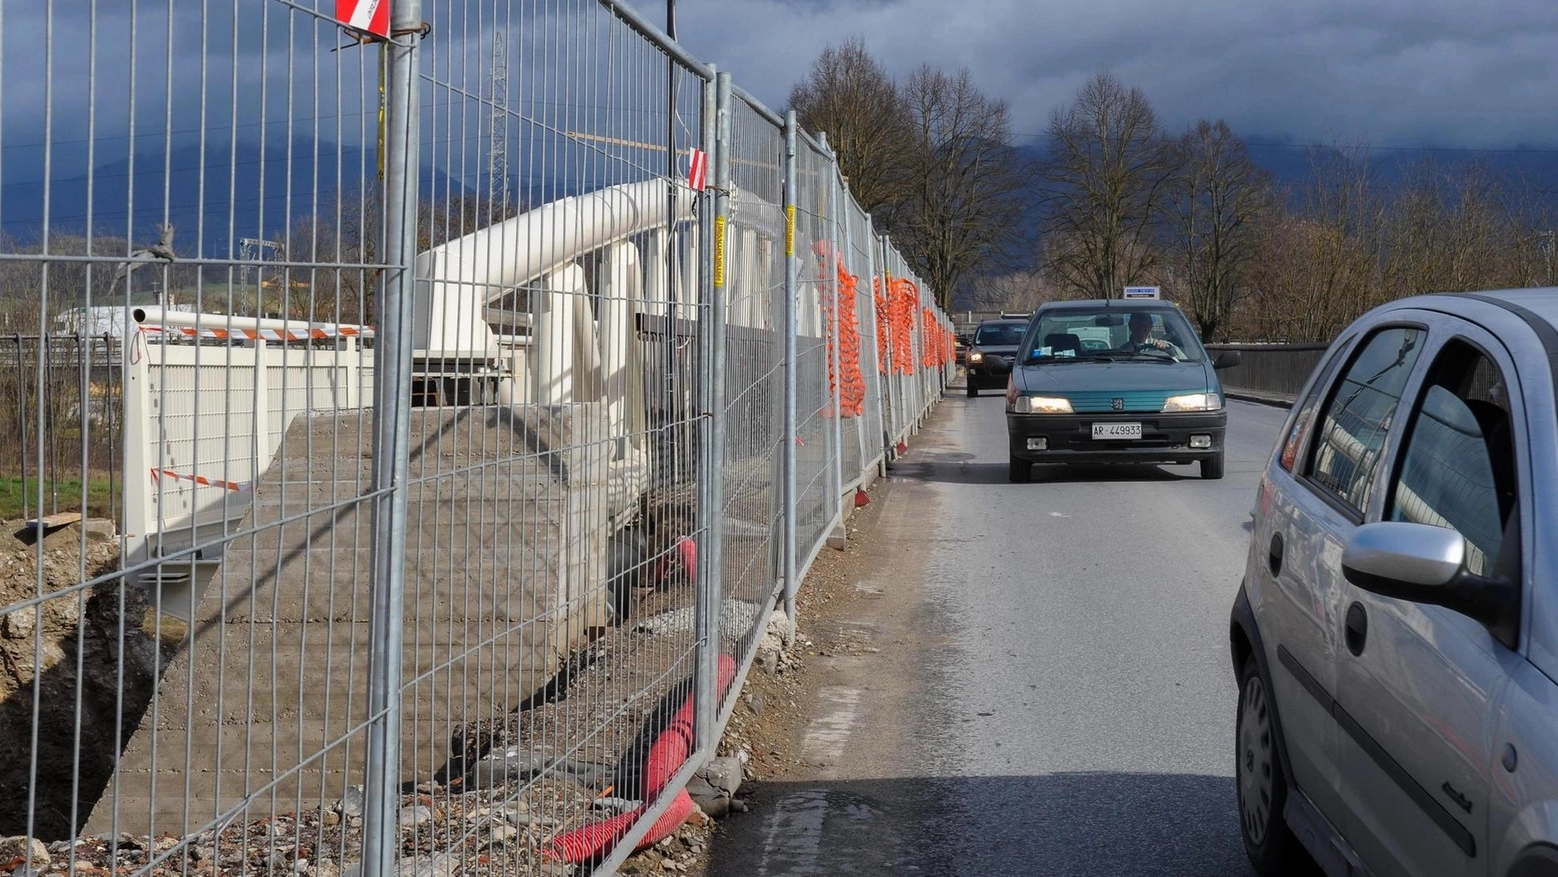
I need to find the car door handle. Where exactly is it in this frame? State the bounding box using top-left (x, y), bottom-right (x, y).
top-left (1345, 602), bottom-right (1368, 656)
top-left (1268, 532), bottom-right (1284, 577)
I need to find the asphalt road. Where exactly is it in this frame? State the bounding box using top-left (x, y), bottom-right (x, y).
top-left (707, 392), bottom-right (1291, 877)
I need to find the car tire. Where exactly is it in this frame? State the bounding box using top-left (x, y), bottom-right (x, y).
top-left (966, 383), bottom-right (978, 398)
top-left (1008, 454), bottom-right (1031, 483)
top-left (1237, 655), bottom-right (1306, 875)
top-left (1202, 453), bottom-right (1225, 480)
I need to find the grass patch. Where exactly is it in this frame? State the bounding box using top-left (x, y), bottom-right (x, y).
top-left (0, 474), bottom-right (118, 522)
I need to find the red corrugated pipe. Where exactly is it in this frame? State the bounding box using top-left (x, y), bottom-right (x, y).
top-left (543, 653), bottom-right (738, 864)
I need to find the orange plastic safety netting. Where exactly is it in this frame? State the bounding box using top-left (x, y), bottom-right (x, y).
top-left (921, 308), bottom-right (944, 368)
top-left (872, 277), bottom-right (890, 374)
top-left (889, 278), bottom-right (918, 375)
top-left (816, 244), bottom-right (866, 418)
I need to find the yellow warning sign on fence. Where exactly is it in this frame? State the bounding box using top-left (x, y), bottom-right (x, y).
top-left (714, 215), bottom-right (727, 288)
top-left (786, 205), bottom-right (796, 257)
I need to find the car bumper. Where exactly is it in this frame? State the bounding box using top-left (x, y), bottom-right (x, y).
top-left (1006, 410), bottom-right (1227, 464)
top-left (966, 360), bottom-right (1015, 386)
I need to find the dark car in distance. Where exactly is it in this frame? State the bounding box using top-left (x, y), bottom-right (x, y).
top-left (964, 318), bottom-right (1030, 396)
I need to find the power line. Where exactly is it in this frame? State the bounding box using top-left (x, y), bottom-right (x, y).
top-left (1015, 133), bottom-right (1558, 156)
top-left (1242, 140), bottom-right (1558, 156)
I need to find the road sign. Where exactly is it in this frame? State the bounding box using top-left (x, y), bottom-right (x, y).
top-left (337, 0), bottom-right (390, 39)
top-left (1122, 286), bottom-right (1160, 300)
top-left (688, 149), bottom-right (708, 191)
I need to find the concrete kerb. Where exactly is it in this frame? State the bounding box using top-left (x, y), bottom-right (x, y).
top-left (1224, 388), bottom-right (1297, 409)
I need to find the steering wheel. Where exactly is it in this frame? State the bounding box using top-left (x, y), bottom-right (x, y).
top-left (1129, 341), bottom-right (1175, 357)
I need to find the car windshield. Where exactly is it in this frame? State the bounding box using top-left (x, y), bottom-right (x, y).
top-left (1022, 307), bottom-right (1206, 364)
top-left (974, 323), bottom-right (1026, 347)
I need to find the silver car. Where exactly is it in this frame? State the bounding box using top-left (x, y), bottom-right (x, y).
top-left (1230, 290), bottom-right (1558, 877)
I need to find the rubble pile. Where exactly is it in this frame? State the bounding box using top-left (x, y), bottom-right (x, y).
top-left (0, 518), bottom-right (173, 842)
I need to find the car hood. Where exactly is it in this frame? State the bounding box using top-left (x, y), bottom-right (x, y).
top-left (1014, 361), bottom-right (1216, 412)
top-left (972, 344), bottom-right (1020, 355)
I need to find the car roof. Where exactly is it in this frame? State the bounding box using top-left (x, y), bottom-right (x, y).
top-left (1371, 289), bottom-right (1558, 341)
top-left (1446, 288), bottom-right (1558, 331)
top-left (1038, 299), bottom-right (1178, 311)
top-left (976, 317), bottom-right (1029, 325)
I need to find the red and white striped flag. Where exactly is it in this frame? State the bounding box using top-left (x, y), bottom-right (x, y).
top-left (687, 149), bottom-right (708, 191)
top-left (337, 0), bottom-right (390, 38)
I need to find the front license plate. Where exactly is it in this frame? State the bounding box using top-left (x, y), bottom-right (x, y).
top-left (1092, 422), bottom-right (1142, 440)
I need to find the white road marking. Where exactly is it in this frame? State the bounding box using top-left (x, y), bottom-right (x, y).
top-left (753, 687), bottom-right (863, 876)
top-left (756, 789), bottom-right (829, 876)
top-left (800, 687), bottom-right (861, 763)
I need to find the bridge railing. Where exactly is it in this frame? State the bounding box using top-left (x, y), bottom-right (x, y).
top-left (0, 4), bottom-right (955, 877)
top-left (1205, 343), bottom-right (1330, 403)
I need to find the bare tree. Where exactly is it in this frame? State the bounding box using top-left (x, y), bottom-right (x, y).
top-left (1165, 120), bottom-right (1273, 341)
top-left (967, 270), bottom-right (1069, 313)
top-left (1039, 73), bottom-right (1177, 300)
top-left (1237, 145), bottom-right (1380, 342)
top-left (1380, 158), bottom-right (1526, 297)
top-left (895, 65), bottom-right (1026, 310)
top-left (787, 37), bottom-right (912, 219)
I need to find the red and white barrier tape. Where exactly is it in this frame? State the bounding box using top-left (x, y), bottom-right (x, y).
top-left (150, 468), bottom-right (252, 492)
top-left (142, 324), bottom-right (373, 342)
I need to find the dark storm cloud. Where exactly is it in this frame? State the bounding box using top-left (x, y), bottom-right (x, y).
top-left (674, 0), bottom-right (1558, 147)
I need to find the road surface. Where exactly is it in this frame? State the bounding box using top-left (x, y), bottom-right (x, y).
top-left (705, 393), bottom-right (1291, 876)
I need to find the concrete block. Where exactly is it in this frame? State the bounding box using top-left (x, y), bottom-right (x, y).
top-left (95, 401), bottom-right (624, 835)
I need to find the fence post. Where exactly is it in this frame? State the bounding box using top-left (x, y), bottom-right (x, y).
top-left (362, 7), bottom-right (422, 877)
top-left (878, 232), bottom-right (897, 460)
top-left (781, 111), bottom-right (799, 641)
top-left (818, 134), bottom-right (844, 528)
top-left (697, 70), bottom-right (733, 754)
top-left (865, 216), bottom-right (888, 479)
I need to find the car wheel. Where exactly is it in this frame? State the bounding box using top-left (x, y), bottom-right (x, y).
top-left (1237, 655), bottom-right (1305, 875)
top-left (966, 383), bottom-right (978, 398)
top-left (1201, 453), bottom-right (1225, 480)
top-left (1008, 453), bottom-right (1031, 483)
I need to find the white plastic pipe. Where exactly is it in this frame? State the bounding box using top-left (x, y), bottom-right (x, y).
top-left (414, 180), bottom-right (696, 359)
top-left (132, 306), bottom-right (374, 339)
top-left (532, 265), bottom-right (583, 404)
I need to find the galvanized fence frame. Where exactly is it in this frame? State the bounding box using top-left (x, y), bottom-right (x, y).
top-left (0, 4), bottom-right (952, 877)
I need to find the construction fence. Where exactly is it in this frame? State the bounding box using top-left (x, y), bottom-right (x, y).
top-left (0, 3), bottom-right (952, 877)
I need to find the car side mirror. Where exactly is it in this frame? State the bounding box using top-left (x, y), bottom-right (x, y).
top-left (1213, 350), bottom-right (1242, 370)
top-left (1342, 522), bottom-right (1464, 595)
top-left (1342, 522), bottom-right (1518, 641)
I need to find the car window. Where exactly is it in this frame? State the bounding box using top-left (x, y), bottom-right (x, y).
top-left (1387, 343), bottom-right (1517, 578)
top-left (1023, 307), bottom-right (1206, 363)
top-left (1277, 334), bottom-right (1356, 472)
top-left (974, 323), bottom-right (1025, 346)
top-left (1305, 327), bottom-right (1425, 515)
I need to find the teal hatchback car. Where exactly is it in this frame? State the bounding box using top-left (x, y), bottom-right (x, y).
top-left (1004, 300), bottom-right (1241, 482)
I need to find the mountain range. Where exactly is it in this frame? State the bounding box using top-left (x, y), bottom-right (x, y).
top-left (5, 135), bottom-right (1556, 263)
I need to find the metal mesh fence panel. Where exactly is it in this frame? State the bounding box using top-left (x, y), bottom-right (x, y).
top-left (843, 198), bottom-right (882, 479)
top-left (714, 94), bottom-right (784, 696)
top-left (788, 140), bottom-right (839, 572)
top-left (401, 4), bottom-right (713, 875)
top-left (825, 168), bottom-right (862, 493)
top-left (0, 5), bottom-right (950, 877)
top-left (0, 0), bottom-right (388, 870)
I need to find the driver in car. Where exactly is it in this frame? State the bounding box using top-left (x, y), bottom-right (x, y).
top-left (1121, 312), bottom-right (1185, 357)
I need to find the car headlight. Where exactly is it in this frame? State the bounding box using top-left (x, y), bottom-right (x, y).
top-left (1013, 395), bottom-right (1073, 414)
top-left (968, 350), bottom-right (985, 363)
top-left (1162, 393), bottom-right (1222, 412)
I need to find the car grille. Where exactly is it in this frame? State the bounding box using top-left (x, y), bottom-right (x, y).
top-left (1065, 390), bottom-right (1171, 413)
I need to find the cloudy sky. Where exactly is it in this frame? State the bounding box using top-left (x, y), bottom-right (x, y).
top-left (673, 0), bottom-right (1558, 150)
